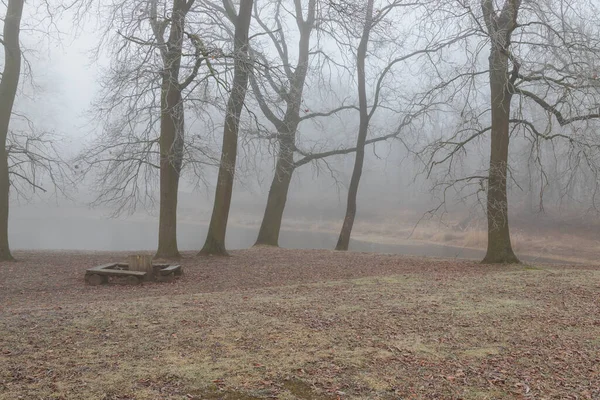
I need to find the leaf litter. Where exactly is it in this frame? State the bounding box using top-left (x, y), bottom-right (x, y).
top-left (0, 247), bottom-right (598, 399)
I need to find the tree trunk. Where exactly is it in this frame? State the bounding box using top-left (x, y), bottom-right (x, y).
top-left (0, 0), bottom-right (24, 262)
top-left (481, 43), bottom-right (519, 264)
top-left (253, 2), bottom-right (314, 247)
top-left (336, 0), bottom-right (374, 251)
top-left (155, 0), bottom-right (186, 260)
top-left (156, 90), bottom-right (182, 260)
top-left (255, 135), bottom-right (295, 246)
top-left (335, 137), bottom-right (365, 251)
top-left (128, 254), bottom-right (154, 279)
top-left (200, 0), bottom-right (253, 256)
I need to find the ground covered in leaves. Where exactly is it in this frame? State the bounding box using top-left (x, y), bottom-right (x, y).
top-left (0, 248), bottom-right (599, 399)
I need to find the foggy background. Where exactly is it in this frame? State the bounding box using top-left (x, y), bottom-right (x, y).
top-left (5, 1), bottom-right (599, 264)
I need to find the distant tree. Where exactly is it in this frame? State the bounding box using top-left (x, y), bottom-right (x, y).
top-left (247, 0), bottom-right (426, 247)
top-left (200, 0), bottom-right (254, 256)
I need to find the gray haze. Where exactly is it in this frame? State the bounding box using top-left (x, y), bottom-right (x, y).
top-left (5, 0), bottom-right (599, 263)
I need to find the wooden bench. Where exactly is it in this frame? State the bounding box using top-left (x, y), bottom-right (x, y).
top-left (85, 261), bottom-right (182, 285)
top-left (85, 263), bottom-right (148, 285)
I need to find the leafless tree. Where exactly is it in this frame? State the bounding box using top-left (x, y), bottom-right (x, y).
top-left (316, 0), bottom-right (472, 250)
top-left (245, 0), bottom-right (432, 248)
top-left (0, 0), bottom-right (72, 261)
top-left (333, 0), bottom-right (433, 250)
top-left (418, 0), bottom-right (600, 263)
top-left (0, 0), bottom-right (25, 261)
top-left (200, 0), bottom-right (253, 256)
top-left (77, 0), bottom-right (229, 259)
top-left (250, 0), bottom-right (320, 246)
top-left (334, 0), bottom-right (375, 250)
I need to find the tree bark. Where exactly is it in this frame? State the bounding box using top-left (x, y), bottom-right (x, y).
top-left (155, 0), bottom-right (187, 260)
top-left (481, 52), bottom-right (519, 264)
top-left (254, 134), bottom-right (295, 246)
top-left (156, 94), bottom-right (183, 260)
top-left (335, 0), bottom-right (374, 251)
top-left (481, 0), bottom-right (521, 264)
top-left (200, 0), bottom-right (253, 256)
top-left (0, 0), bottom-right (24, 262)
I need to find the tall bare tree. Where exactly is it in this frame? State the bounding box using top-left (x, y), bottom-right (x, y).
top-left (247, 0), bottom-right (414, 247)
top-left (200, 0), bottom-right (254, 256)
top-left (154, 0), bottom-right (191, 259)
top-left (335, 0), bottom-right (373, 250)
top-left (419, 0), bottom-right (600, 263)
top-left (480, 0), bottom-right (521, 263)
top-left (252, 0), bottom-right (318, 246)
top-left (333, 0), bottom-right (468, 250)
top-left (78, 0), bottom-right (226, 259)
top-left (0, 0), bottom-right (24, 261)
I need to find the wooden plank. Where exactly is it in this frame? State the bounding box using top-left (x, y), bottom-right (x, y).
top-left (88, 263), bottom-right (118, 271)
top-left (86, 269), bottom-right (147, 277)
top-left (158, 265), bottom-right (182, 275)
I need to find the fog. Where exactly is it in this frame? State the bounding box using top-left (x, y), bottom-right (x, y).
top-left (4, 0), bottom-right (600, 265)
top-left (9, 144), bottom-right (586, 265)
top-left (10, 145), bottom-right (427, 249)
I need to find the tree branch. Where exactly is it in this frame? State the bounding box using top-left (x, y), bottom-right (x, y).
top-left (516, 88), bottom-right (600, 126)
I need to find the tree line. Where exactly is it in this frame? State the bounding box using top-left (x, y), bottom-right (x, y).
top-left (2, 0), bottom-right (600, 264)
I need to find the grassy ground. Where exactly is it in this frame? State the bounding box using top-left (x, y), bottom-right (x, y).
top-left (0, 248), bottom-right (599, 399)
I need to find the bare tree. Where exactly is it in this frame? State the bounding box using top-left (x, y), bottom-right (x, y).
top-left (78, 0), bottom-right (228, 259)
top-left (419, 0), bottom-right (600, 263)
top-left (200, 0), bottom-right (253, 256)
top-left (247, 0), bottom-right (419, 247)
top-left (335, 0), bottom-right (373, 250)
top-left (0, 0), bottom-right (24, 261)
top-left (331, 0), bottom-right (472, 250)
top-left (251, 0), bottom-right (318, 246)
top-left (480, 0), bottom-right (521, 263)
top-left (0, 0), bottom-right (71, 261)
top-left (154, 0), bottom-right (191, 259)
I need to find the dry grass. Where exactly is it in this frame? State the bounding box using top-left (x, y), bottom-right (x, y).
top-left (347, 220), bottom-right (599, 264)
top-left (1, 248), bottom-right (599, 399)
top-left (232, 211), bottom-right (599, 264)
top-left (204, 205), bottom-right (600, 264)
